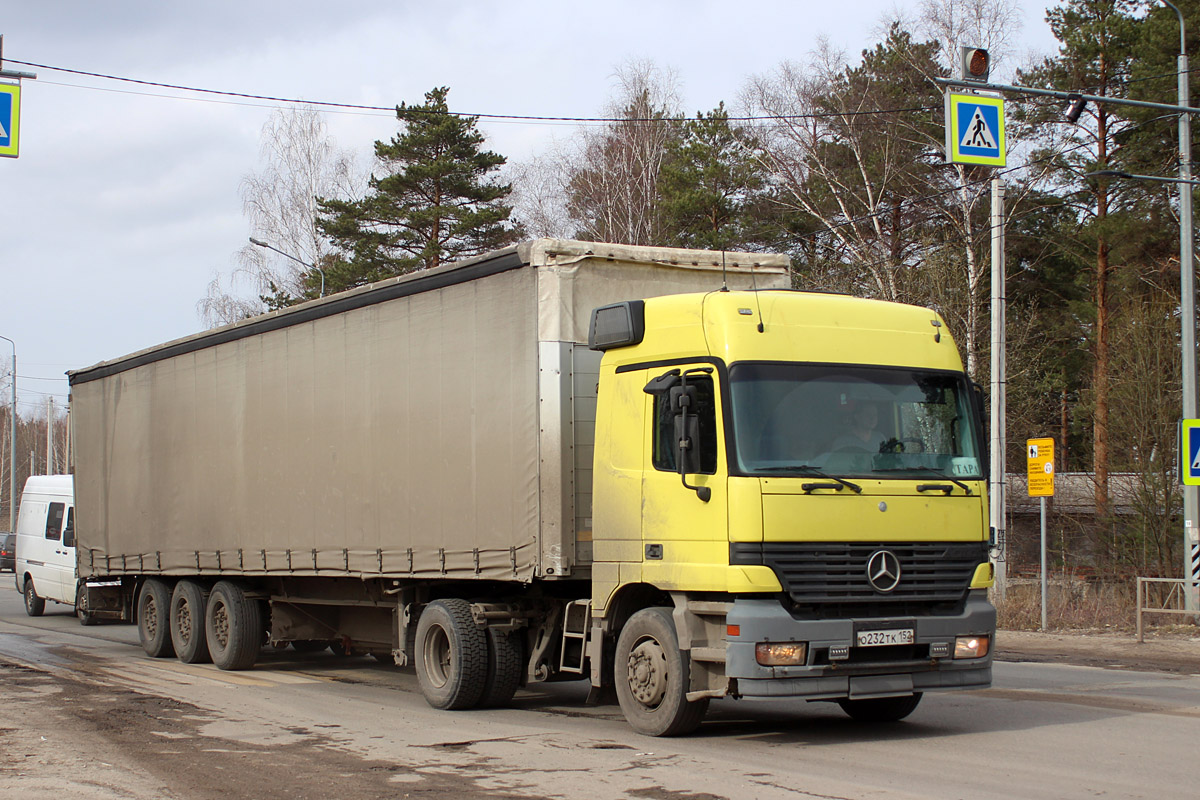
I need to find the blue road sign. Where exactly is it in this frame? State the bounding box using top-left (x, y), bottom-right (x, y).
top-left (0, 83), bottom-right (20, 158)
top-left (945, 92), bottom-right (1005, 167)
top-left (1181, 419), bottom-right (1200, 485)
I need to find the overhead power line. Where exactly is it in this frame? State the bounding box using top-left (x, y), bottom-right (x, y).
top-left (5, 57), bottom-right (937, 123)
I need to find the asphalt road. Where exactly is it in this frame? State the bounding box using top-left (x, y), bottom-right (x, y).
top-left (0, 583), bottom-right (1197, 800)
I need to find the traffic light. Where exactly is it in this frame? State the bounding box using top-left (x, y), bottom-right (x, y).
top-left (959, 47), bottom-right (990, 83)
top-left (1064, 93), bottom-right (1088, 123)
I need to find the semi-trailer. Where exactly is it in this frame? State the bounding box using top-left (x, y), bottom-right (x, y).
top-left (69, 238), bottom-right (995, 736)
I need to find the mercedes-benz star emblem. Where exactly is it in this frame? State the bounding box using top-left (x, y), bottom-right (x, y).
top-left (866, 549), bottom-right (902, 593)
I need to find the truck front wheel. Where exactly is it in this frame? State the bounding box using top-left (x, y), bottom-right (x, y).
top-left (171, 580), bottom-right (211, 664)
top-left (614, 607), bottom-right (708, 737)
top-left (206, 581), bottom-right (262, 670)
top-left (414, 599), bottom-right (488, 710)
top-left (837, 693), bottom-right (923, 722)
top-left (138, 579), bottom-right (175, 658)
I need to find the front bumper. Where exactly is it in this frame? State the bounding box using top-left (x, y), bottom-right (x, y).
top-left (725, 590), bottom-right (994, 699)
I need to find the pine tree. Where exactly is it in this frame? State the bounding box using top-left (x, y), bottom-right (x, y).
top-left (658, 103), bottom-right (767, 251)
top-left (317, 87), bottom-right (517, 290)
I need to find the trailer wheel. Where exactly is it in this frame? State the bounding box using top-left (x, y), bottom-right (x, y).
top-left (477, 627), bottom-right (523, 708)
top-left (23, 577), bottom-right (45, 617)
top-left (170, 581), bottom-right (211, 664)
top-left (414, 599), bottom-right (487, 710)
top-left (75, 583), bottom-right (97, 626)
top-left (837, 693), bottom-right (923, 723)
top-left (137, 579), bottom-right (175, 658)
top-left (614, 607), bottom-right (708, 737)
top-left (206, 581), bottom-right (262, 671)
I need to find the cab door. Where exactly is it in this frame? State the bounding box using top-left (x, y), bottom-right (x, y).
top-left (639, 366), bottom-right (729, 589)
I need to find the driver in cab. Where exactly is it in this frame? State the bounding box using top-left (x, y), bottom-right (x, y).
top-left (830, 401), bottom-right (888, 454)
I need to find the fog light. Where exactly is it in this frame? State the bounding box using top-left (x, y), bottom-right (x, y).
top-left (930, 642), bottom-right (951, 658)
top-left (755, 642), bottom-right (808, 666)
top-left (954, 635), bottom-right (990, 659)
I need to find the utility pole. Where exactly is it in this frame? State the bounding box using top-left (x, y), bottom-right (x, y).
top-left (46, 397), bottom-right (53, 474)
top-left (1, 335), bottom-right (15, 533)
top-left (990, 177), bottom-right (1007, 600)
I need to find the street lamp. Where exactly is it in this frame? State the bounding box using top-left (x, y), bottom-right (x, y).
top-left (248, 237), bottom-right (326, 299)
top-left (0, 334), bottom-right (15, 534)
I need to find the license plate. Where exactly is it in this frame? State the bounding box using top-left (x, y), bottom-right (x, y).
top-left (856, 628), bottom-right (914, 647)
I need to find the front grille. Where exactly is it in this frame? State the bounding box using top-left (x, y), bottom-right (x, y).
top-left (731, 541), bottom-right (987, 617)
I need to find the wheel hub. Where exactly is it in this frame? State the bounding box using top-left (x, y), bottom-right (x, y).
top-left (627, 638), bottom-right (668, 707)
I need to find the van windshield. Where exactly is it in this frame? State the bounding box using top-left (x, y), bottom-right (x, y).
top-left (729, 363), bottom-right (983, 480)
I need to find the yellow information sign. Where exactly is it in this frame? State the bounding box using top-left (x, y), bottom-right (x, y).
top-left (1026, 437), bottom-right (1055, 497)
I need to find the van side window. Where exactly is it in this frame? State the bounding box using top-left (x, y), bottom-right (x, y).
top-left (652, 376), bottom-right (718, 474)
top-left (45, 502), bottom-right (65, 541)
top-left (62, 507), bottom-right (76, 548)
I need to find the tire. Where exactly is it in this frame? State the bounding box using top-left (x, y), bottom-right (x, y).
top-left (477, 627), bottom-right (523, 708)
top-left (170, 581), bottom-right (211, 664)
top-left (205, 581), bottom-right (263, 671)
top-left (23, 578), bottom-right (45, 617)
top-left (414, 599), bottom-right (488, 710)
top-left (614, 607), bottom-right (708, 737)
top-left (138, 579), bottom-right (175, 658)
top-left (75, 583), bottom-right (97, 626)
top-left (838, 693), bottom-right (923, 722)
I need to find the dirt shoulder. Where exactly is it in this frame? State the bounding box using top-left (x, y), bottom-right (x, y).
top-left (996, 628), bottom-right (1200, 675)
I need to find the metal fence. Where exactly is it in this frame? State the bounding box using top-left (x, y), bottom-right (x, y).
top-left (1135, 577), bottom-right (1200, 642)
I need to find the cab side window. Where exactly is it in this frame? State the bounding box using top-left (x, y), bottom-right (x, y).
top-left (62, 507), bottom-right (76, 548)
top-left (45, 502), bottom-right (64, 541)
top-left (652, 376), bottom-right (718, 474)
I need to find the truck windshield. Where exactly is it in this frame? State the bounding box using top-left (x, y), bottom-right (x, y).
top-left (729, 363), bottom-right (983, 480)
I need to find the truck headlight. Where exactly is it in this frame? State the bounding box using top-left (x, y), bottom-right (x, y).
top-left (755, 642), bottom-right (808, 666)
top-left (954, 635), bottom-right (990, 659)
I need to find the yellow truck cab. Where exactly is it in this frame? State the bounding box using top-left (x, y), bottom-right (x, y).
top-left (588, 288), bottom-right (995, 735)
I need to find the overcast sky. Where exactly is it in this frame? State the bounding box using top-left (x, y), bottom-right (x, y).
top-left (0, 1), bottom-right (1062, 415)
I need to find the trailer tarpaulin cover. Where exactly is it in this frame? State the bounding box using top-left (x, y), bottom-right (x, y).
top-left (71, 266), bottom-right (540, 580)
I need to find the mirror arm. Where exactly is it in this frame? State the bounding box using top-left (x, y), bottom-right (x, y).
top-left (676, 371), bottom-right (712, 502)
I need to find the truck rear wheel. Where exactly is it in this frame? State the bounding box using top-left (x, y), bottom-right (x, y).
top-left (170, 580), bottom-right (211, 664)
top-left (414, 599), bottom-right (488, 710)
top-left (477, 627), bottom-right (523, 708)
top-left (837, 693), bottom-right (923, 722)
top-left (138, 579), bottom-right (175, 658)
top-left (614, 607), bottom-right (708, 737)
top-left (206, 581), bottom-right (262, 671)
top-left (23, 578), bottom-right (45, 617)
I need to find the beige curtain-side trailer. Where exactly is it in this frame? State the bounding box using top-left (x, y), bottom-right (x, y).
top-left (68, 239), bottom-right (789, 584)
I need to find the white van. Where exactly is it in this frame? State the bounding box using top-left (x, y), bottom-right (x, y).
top-left (15, 475), bottom-right (81, 618)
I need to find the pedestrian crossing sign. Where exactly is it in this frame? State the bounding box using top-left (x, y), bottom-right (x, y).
top-left (1181, 420), bottom-right (1200, 485)
top-left (0, 83), bottom-right (19, 158)
top-left (945, 91), bottom-right (1005, 167)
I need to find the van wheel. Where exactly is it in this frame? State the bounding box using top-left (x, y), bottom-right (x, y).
top-left (23, 578), bottom-right (45, 617)
top-left (614, 607), bottom-right (708, 737)
top-left (837, 693), bottom-right (923, 722)
top-left (138, 579), bottom-right (175, 658)
top-left (206, 581), bottom-right (262, 671)
top-left (171, 581), bottom-right (211, 664)
top-left (75, 584), bottom-right (97, 626)
top-left (477, 627), bottom-right (523, 708)
top-left (414, 599), bottom-right (488, 710)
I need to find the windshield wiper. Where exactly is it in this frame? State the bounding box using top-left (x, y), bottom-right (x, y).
top-left (873, 466), bottom-right (973, 495)
top-left (756, 465), bottom-right (863, 494)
